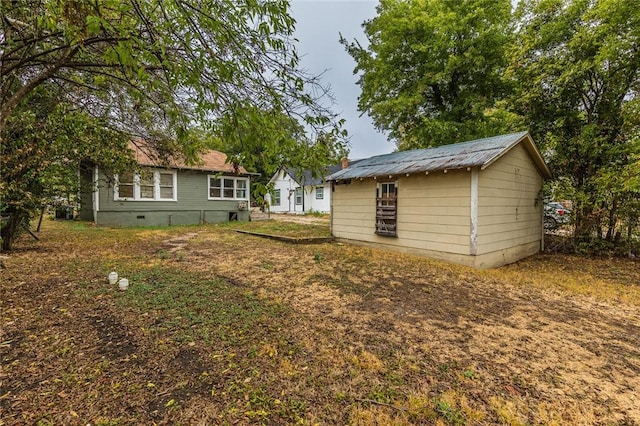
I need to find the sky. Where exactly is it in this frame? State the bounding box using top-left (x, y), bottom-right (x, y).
top-left (290, 0), bottom-right (393, 159)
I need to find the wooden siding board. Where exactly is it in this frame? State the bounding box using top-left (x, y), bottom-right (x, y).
top-left (476, 144), bottom-right (543, 254)
top-left (331, 173), bottom-right (471, 256)
top-left (96, 169), bottom-right (248, 226)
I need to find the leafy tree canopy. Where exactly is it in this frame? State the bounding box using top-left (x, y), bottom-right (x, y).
top-left (509, 0), bottom-right (640, 243)
top-left (1, 0), bottom-right (346, 249)
top-left (341, 0), bottom-right (516, 150)
top-left (207, 102), bottom-right (347, 205)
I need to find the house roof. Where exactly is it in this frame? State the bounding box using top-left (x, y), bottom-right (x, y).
top-left (326, 131), bottom-right (552, 181)
top-left (283, 162), bottom-right (356, 187)
top-left (129, 141), bottom-right (252, 175)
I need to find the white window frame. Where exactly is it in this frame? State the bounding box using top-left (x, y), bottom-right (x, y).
top-left (273, 189), bottom-right (281, 206)
top-left (208, 175), bottom-right (250, 200)
top-left (315, 186), bottom-right (324, 200)
top-left (114, 169), bottom-right (177, 201)
top-left (295, 187), bottom-right (303, 205)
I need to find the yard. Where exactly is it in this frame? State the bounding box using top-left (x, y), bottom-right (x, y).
top-left (1, 220), bottom-right (639, 425)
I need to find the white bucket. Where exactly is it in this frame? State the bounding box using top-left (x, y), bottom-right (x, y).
top-left (108, 271), bottom-right (118, 285)
top-left (118, 278), bottom-right (129, 291)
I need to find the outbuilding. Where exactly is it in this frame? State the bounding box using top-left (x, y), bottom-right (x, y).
top-left (326, 131), bottom-right (552, 268)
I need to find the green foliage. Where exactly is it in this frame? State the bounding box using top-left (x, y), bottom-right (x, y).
top-left (208, 103), bottom-right (347, 205)
top-left (0, 84), bottom-right (133, 249)
top-left (434, 398), bottom-right (466, 425)
top-left (341, 0), bottom-right (516, 149)
top-left (0, 0), bottom-right (347, 250)
top-left (343, 0), bottom-right (639, 253)
top-left (509, 0), bottom-right (640, 246)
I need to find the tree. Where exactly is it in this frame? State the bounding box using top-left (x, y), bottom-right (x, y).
top-left (340, 0), bottom-right (516, 150)
top-left (208, 103), bottom-right (347, 206)
top-left (1, 0), bottom-right (345, 250)
top-left (508, 0), bottom-right (640, 247)
top-left (1, 84), bottom-right (134, 250)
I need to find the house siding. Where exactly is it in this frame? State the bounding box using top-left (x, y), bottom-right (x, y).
top-left (303, 183), bottom-right (331, 213)
top-left (267, 169), bottom-right (331, 214)
top-left (95, 169), bottom-right (249, 226)
top-left (332, 170), bottom-right (471, 255)
top-left (477, 143), bottom-right (543, 258)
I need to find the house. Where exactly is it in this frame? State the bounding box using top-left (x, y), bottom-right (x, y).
top-left (78, 142), bottom-right (256, 226)
top-left (326, 131), bottom-right (552, 269)
top-left (266, 161), bottom-right (351, 214)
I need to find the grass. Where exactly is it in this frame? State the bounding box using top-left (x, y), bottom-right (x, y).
top-left (222, 219), bottom-right (331, 238)
top-left (2, 219), bottom-right (640, 425)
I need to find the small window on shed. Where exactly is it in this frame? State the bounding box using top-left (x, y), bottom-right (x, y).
top-left (376, 181), bottom-right (397, 237)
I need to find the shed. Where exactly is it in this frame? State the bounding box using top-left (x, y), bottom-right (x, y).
top-left (78, 142), bottom-right (256, 227)
top-left (326, 131), bottom-right (552, 268)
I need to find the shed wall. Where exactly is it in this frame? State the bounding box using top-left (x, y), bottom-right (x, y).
top-left (477, 143), bottom-right (543, 257)
top-left (332, 171), bottom-right (471, 255)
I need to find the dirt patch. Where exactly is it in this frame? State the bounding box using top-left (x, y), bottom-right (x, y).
top-left (268, 212), bottom-right (329, 225)
top-left (89, 310), bottom-right (138, 359)
top-left (162, 232), bottom-right (199, 253)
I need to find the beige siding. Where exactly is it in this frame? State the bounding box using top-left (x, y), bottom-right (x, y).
top-left (332, 170), bottom-right (471, 255)
top-left (477, 143), bottom-right (543, 255)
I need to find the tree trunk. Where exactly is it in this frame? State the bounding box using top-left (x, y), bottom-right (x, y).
top-left (605, 200), bottom-right (618, 242)
top-left (1, 214), bottom-right (21, 251)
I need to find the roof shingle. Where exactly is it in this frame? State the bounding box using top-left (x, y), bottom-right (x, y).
top-left (129, 141), bottom-right (249, 174)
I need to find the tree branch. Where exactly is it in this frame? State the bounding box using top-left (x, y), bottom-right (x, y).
top-left (0, 45), bottom-right (79, 131)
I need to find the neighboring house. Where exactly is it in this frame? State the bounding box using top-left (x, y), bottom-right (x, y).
top-left (78, 142), bottom-right (256, 226)
top-left (266, 162), bottom-right (349, 214)
top-left (326, 131), bottom-right (552, 269)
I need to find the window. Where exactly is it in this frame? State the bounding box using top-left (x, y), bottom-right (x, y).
top-left (375, 181), bottom-right (397, 236)
top-left (208, 176), bottom-right (249, 200)
top-left (315, 187), bottom-right (324, 200)
top-left (159, 172), bottom-right (175, 199)
top-left (139, 171), bottom-right (155, 200)
top-left (236, 179), bottom-right (247, 199)
top-left (117, 171), bottom-right (134, 199)
top-left (115, 169), bottom-right (176, 201)
top-left (273, 189), bottom-right (281, 206)
top-left (295, 187), bottom-right (303, 205)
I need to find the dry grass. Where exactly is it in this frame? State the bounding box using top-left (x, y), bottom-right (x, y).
top-left (223, 219), bottom-right (331, 239)
top-left (1, 219), bottom-right (639, 425)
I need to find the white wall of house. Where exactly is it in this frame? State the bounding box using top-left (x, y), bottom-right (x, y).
top-left (303, 183), bottom-right (330, 213)
top-left (267, 169), bottom-right (299, 213)
top-left (266, 169), bottom-right (331, 214)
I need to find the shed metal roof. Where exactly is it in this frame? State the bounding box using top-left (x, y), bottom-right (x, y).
top-left (326, 131), bottom-right (551, 181)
